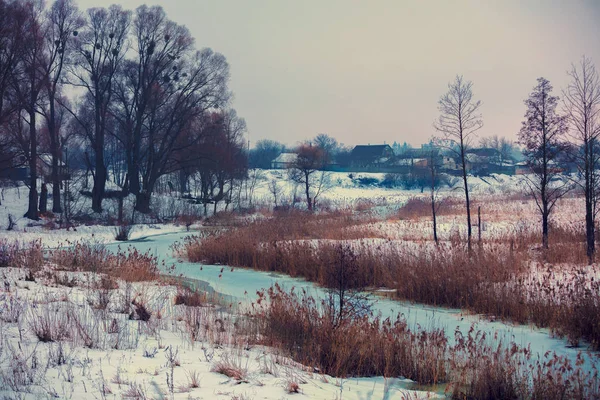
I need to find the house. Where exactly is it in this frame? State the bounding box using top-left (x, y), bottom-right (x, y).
top-left (39, 154), bottom-right (69, 182)
top-left (464, 148), bottom-right (502, 174)
top-left (349, 144), bottom-right (394, 168)
top-left (271, 152), bottom-right (298, 169)
top-left (515, 162), bottom-right (529, 175)
top-left (442, 156), bottom-right (457, 170)
top-left (515, 161), bottom-right (565, 176)
top-left (390, 157), bottom-right (428, 168)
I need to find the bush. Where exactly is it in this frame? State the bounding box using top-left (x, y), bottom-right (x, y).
top-left (355, 176), bottom-right (380, 187)
top-left (174, 288), bottom-right (205, 307)
top-left (115, 224), bottom-right (133, 241)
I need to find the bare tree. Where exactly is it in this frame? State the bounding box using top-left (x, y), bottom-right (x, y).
top-left (313, 133), bottom-right (338, 164)
top-left (324, 243), bottom-right (371, 329)
top-left (0, 0), bottom-right (28, 206)
top-left (427, 145), bottom-right (443, 244)
top-left (0, 1), bottom-right (27, 124)
top-left (519, 77), bottom-right (570, 250)
top-left (479, 134), bottom-right (516, 166)
top-left (563, 56), bottom-right (600, 263)
top-left (111, 5), bottom-right (195, 200)
top-left (133, 47), bottom-right (230, 213)
top-left (39, 0), bottom-right (83, 213)
top-left (287, 143), bottom-right (327, 211)
top-left (69, 5), bottom-right (131, 213)
top-left (434, 75), bottom-right (483, 248)
top-left (12, 0), bottom-right (47, 220)
top-left (248, 139), bottom-right (284, 169)
top-left (268, 179), bottom-right (281, 208)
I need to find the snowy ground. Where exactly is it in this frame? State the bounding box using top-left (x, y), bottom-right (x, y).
top-left (0, 171), bottom-right (597, 399)
top-left (0, 267), bottom-right (437, 399)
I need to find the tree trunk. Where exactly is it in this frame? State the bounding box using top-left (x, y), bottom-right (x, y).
top-left (128, 154), bottom-right (140, 195)
top-left (49, 100), bottom-right (62, 213)
top-left (542, 202), bottom-right (549, 250)
top-left (431, 192), bottom-right (438, 244)
top-left (39, 184), bottom-right (47, 213)
top-left (478, 206), bottom-right (482, 243)
top-left (304, 173), bottom-right (312, 211)
top-left (91, 148), bottom-right (106, 213)
top-left (25, 108), bottom-right (38, 220)
top-left (586, 192), bottom-right (595, 264)
top-left (461, 149), bottom-right (472, 249)
top-left (179, 169), bottom-right (188, 195)
top-left (91, 110), bottom-right (106, 213)
top-left (135, 191), bottom-right (152, 214)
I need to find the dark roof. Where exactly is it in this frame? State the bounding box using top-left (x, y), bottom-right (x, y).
top-left (350, 144), bottom-right (392, 159)
top-left (466, 148), bottom-right (500, 157)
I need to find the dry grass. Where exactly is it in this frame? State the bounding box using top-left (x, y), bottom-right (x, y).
top-left (185, 208), bottom-right (600, 350)
top-left (252, 284), bottom-right (448, 383)
top-left (251, 284), bottom-right (600, 399)
top-left (50, 243), bottom-right (158, 282)
top-left (0, 239), bottom-right (44, 270)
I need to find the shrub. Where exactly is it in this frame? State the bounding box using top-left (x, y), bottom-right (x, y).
top-left (174, 288), bottom-right (205, 307)
top-left (0, 240), bottom-right (44, 270)
top-left (115, 223), bottom-right (133, 241)
top-left (130, 299), bottom-right (151, 322)
top-left (211, 353), bottom-right (248, 381)
top-left (28, 304), bottom-right (71, 343)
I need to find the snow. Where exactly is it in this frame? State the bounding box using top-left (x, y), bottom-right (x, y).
top-left (0, 171), bottom-right (598, 398)
top-left (115, 232), bottom-right (599, 375)
top-left (0, 267), bottom-right (437, 399)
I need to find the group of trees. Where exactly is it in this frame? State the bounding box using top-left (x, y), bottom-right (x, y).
top-left (0, 0), bottom-right (245, 219)
top-left (435, 56), bottom-right (600, 262)
top-left (249, 133), bottom-right (352, 170)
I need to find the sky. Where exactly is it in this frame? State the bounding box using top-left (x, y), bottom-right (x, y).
top-left (75, 0), bottom-right (600, 148)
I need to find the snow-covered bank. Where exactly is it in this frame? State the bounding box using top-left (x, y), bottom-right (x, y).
top-left (0, 267), bottom-right (436, 399)
top-left (109, 231), bottom-right (600, 376)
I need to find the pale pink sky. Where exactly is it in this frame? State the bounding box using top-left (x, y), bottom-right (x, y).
top-left (75, 0), bottom-right (600, 147)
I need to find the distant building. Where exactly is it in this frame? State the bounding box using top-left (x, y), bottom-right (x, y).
top-left (515, 162), bottom-right (529, 175)
top-left (349, 144), bottom-right (394, 168)
top-left (39, 154), bottom-right (69, 182)
top-left (271, 152), bottom-right (298, 169)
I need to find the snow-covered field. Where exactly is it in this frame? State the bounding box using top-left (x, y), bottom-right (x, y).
top-left (0, 267), bottom-right (434, 399)
top-left (0, 171), bottom-right (598, 399)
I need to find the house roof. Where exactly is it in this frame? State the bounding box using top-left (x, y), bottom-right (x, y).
top-left (350, 144), bottom-right (392, 159)
top-left (466, 148), bottom-right (500, 157)
top-left (39, 154), bottom-right (66, 167)
top-left (271, 152), bottom-right (297, 164)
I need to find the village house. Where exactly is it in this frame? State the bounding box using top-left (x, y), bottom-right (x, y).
top-left (271, 152), bottom-right (298, 169)
top-left (349, 144), bottom-right (394, 168)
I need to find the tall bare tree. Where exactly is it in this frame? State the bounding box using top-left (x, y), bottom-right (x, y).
top-left (133, 47), bottom-right (230, 213)
top-left (0, 1), bottom-right (28, 206)
top-left (12, 0), bottom-right (47, 220)
top-left (434, 75), bottom-right (483, 248)
top-left (0, 1), bottom-right (27, 125)
top-left (427, 145), bottom-right (443, 244)
top-left (70, 5), bottom-right (131, 213)
top-left (111, 5), bottom-right (194, 198)
top-left (40, 0), bottom-right (83, 213)
top-left (563, 56), bottom-right (600, 263)
top-left (519, 77), bottom-right (570, 250)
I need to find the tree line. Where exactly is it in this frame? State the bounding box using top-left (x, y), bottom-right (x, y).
top-left (434, 56), bottom-right (600, 262)
top-left (0, 0), bottom-right (247, 219)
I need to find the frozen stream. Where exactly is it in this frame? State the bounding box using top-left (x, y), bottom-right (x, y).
top-left (106, 229), bottom-right (599, 372)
